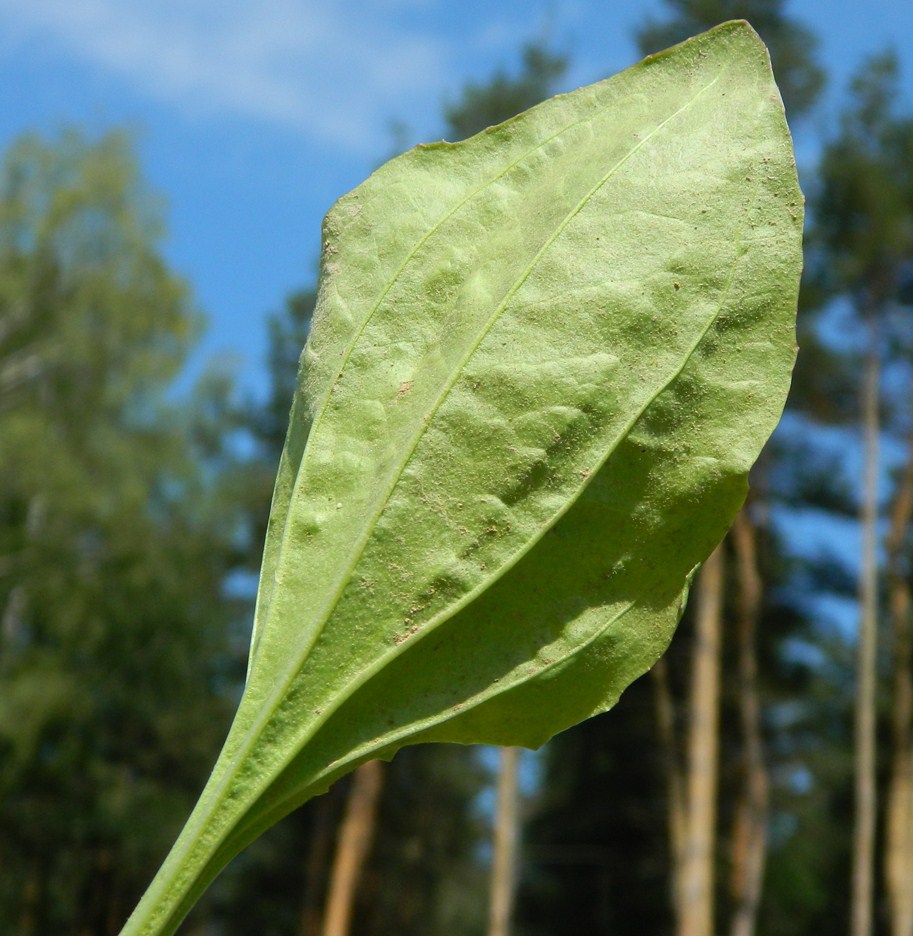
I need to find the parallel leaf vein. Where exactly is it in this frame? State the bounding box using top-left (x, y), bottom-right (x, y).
top-left (240, 67), bottom-right (743, 814)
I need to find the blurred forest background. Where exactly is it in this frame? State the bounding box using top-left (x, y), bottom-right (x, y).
top-left (2, 0), bottom-right (913, 934)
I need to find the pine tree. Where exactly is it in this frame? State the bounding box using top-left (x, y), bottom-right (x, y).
top-left (637, 7), bottom-right (823, 934)
top-left (806, 53), bottom-right (913, 936)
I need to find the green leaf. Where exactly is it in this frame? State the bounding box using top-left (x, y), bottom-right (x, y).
top-left (121, 20), bottom-right (802, 935)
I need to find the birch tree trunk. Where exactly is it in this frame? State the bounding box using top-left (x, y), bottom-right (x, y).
top-left (680, 543), bottom-right (725, 936)
top-left (729, 510), bottom-right (769, 936)
top-left (885, 425), bottom-right (913, 936)
top-left (489, 746), bottom-right (521, 936)
top-left (321, 760), bottom-right (384, 936)
top-left (852, 335), bottom-right (880, 936)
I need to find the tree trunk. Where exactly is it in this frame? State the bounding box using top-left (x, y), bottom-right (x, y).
top-left (321, 760), bottom-right (384, 936)
top-left (729, 510), bottom-right (769, 936)
top-left (680, 543), bottom-right (725, 936)
top-left (653, 656), bottom-right (687, 919)
top-left (852, 336), bottom-right (880, 936)
top-left (489, 746), bottom-right (522, 936)
top-left (299, 792), bottom-right (342, 936)
top-left (885, 424), bottom-right (913, 936)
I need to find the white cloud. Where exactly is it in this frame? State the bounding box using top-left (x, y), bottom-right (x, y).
top-left (0, 0), bottom-right (453, 152)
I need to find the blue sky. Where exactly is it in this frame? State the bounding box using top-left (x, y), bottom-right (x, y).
top-left (1, 0), bottom-right (911, 400)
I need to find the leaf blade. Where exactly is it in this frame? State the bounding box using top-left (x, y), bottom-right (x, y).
top-left (252, 20), bottom-right (790, 695)
top-left (247, 20), bottom-right (795, 743)
top-left (120, 22), bottom-right (802, 935)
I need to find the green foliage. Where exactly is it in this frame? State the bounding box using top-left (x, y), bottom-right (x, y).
top-left (443, 43), bottom-right (568, 141)
top-left (516, 680), bottom-right (672, 935)
top-left (810, 52), bottom-right (913, 321)
top-left (0, 130), bottom-right (243, 934)
top-left (257, 289), bottom-right (316, 456)
top-left (122, 22), bottom-right (801, 934)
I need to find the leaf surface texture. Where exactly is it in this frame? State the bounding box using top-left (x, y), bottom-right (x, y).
top-left (121, 22), bottom-right (802, 935)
